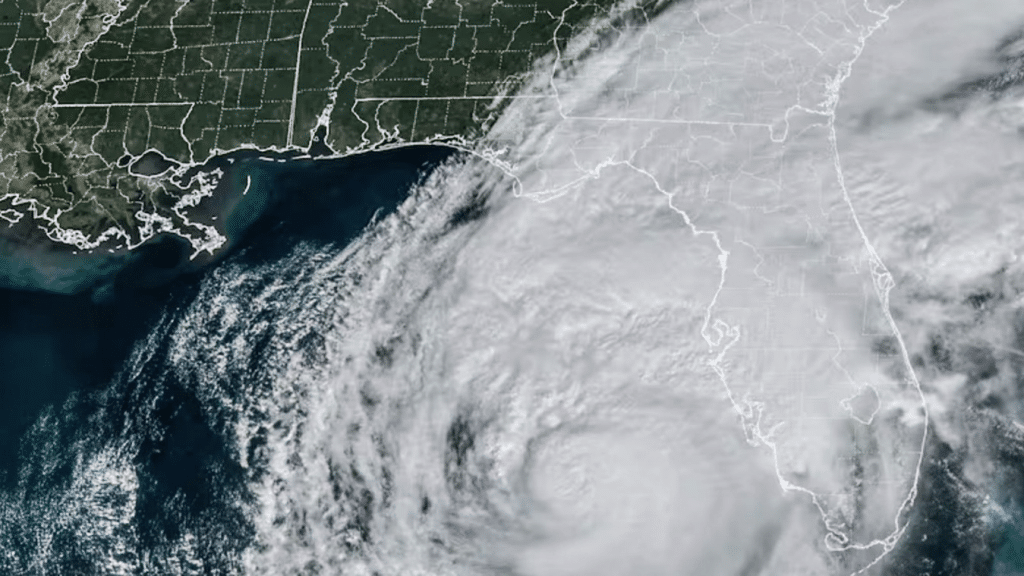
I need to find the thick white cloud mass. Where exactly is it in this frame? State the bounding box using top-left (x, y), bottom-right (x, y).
top-left (836, 5), bottom-right (1024, 573)
top-left (195, 1), bottom-right (943, 573)
top-left (9, 1), bottom-right (1024, 575)
top-left (207, 154), bottom-right (811, 575)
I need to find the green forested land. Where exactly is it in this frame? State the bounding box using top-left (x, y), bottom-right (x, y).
top-left (0, 0), bottom-right (658, 250)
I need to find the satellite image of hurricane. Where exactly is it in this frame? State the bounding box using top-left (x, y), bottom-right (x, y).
top-left (1, 0), bottom-right (1024, 574)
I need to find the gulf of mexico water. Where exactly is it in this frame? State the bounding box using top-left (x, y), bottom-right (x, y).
top-left (8, 0), bottom-right (1024, 573)
top-left (0, 145), bottom-right (454, 574)
top-left (0, 133), bottom-right (800, 574)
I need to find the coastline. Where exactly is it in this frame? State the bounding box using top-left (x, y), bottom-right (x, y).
top-left (0, 144), bottom-right (458, 295)
top-left (0, 143), bottom-right (457, 485)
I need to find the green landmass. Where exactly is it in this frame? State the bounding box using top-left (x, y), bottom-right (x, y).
top-left (0, 0), bottom-right (651, 253)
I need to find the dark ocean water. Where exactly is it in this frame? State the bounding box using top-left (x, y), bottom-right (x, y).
top-left (0, 146), bottom-right (454, 572)
top-left (1, 142), bottom-right (1022, 576)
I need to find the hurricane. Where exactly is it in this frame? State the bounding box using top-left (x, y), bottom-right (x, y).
top-left (8, 0), bottom-right (1024, 574)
